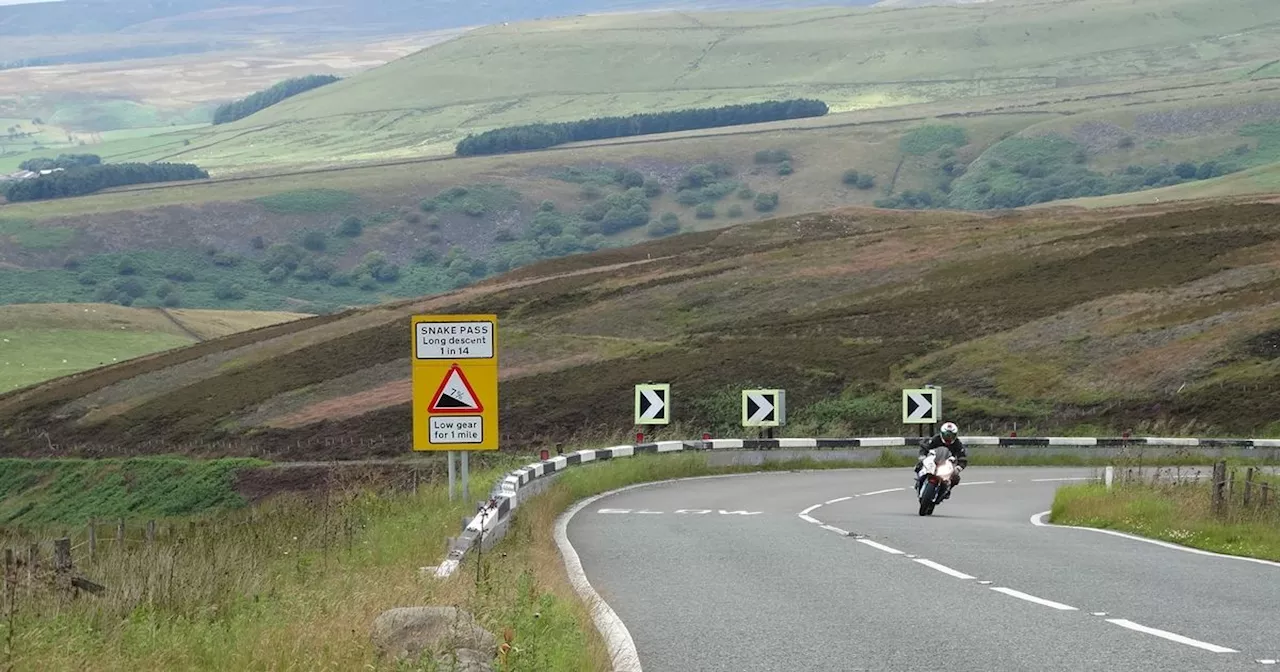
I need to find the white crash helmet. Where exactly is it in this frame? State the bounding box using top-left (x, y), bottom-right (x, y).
top-left (939, 422), bottom-right (958, 440)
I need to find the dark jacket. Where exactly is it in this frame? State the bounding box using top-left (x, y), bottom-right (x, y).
top-left (918, 434), bottom-right (968, 469)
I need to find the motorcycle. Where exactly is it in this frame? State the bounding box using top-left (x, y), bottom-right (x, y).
top-left (915, 444), bottom-right (957, 516)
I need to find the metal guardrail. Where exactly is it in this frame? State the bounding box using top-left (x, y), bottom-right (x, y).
top-left (429, 435), bottom-right (1280, 578)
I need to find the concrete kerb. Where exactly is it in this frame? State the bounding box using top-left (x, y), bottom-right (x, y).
top-left (428, 435), bottom-right (1280, 578)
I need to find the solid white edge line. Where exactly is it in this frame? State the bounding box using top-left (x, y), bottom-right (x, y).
top-left (1032, 477), bottom-right (1095, 482)
top-left (856, 538), bottom-right (904, 555)
top-left (913, 558), bottom-right (975, 580)
top-left (1031, 511), bottom-right (1280, 569)
top-left (556, 490), bottom-right (645, 671)
top-left (1105, 619), bottom-right (1238, 653)
top-left (825, 496), bottom-right (853, 504)
top-left (798, 514), bottom-right (820, 524)
top-left (989, 586), bottom-right (1077, 611)
top-left (821, 524), bottom-right (848, 535)
top-left (553, 471), bottom-right (787, 672)
top-left (860, 487), bottom-right (905, 497)
top-left (800, 503), bottom-right (823, 515)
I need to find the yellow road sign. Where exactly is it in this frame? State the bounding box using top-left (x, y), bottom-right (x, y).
top-left (634, 383), bottom-right (670, 425)
top-left (411, 314), bottom-right (498, 451)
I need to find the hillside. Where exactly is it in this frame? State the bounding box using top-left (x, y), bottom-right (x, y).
top-left (0, 303), bottom-right (307, 393)
top-left (1, 197), bottom-right (1278, 459)
top-left (3, 0), bottom-right (1280, 319)
top-left (49, 0), bottom-right (1280, 173)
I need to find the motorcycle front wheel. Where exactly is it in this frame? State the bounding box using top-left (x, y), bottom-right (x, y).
top-left (919, 481), bottom-right (937, 516)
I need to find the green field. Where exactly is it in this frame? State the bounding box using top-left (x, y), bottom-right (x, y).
top-left (0, 303), bottom-right (308, 393)
top-left (10, 0), bottom-right (1277, 176)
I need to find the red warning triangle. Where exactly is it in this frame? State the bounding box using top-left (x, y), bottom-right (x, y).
top-left (428, 363), bottom-right (484, 414)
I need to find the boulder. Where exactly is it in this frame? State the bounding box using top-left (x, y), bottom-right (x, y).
top-left (371, 606), bottom-right (497, 664)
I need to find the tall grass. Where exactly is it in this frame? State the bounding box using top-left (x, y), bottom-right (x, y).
top-left (1051, 464), bottom-right (1280, 561)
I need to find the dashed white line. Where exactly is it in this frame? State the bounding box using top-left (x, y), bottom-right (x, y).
top-left (913, 558), bottom-right (975, 579)
top-left (798, 514), bottom-right (820, 524)
top-left (856, 538), bottom-right (904, 555)
top-left (958, 480), bottom-right (996, 486)
top-left (825, 496), bottom-right (853, 504)
top-left (860, 487), bottom-right (904, 497)
top-left (990, 586), bottom-right (1077, 611)
top-left (799, 503), bottom-right (822, 515)
top-left (1106, 618), bottom-right (1238, 653)
top-left (1257, 658), bottom-right (1277, 664)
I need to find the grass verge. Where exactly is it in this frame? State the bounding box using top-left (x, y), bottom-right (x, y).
top-left (1050, 470), bottom-right (1280, 563)
top-left (3, 451), bottom-right (1277, 671)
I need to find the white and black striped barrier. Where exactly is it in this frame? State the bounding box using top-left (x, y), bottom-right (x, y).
top-left (429, 435), bottom-right (1280, 577)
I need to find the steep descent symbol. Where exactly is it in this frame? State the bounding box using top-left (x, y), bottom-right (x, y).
top-left (428, 364), bottom-right (483, 413)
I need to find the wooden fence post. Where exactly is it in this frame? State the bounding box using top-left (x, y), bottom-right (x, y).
top-left (146, 520), bottom-right (156, 545)
top-left (1244, 468), bottom-right (1255, 506)
top-left (26, 544), bottom-right (37, 588)
top-left (1211, 460), bottom-right (1227, 515)
top-left (116, 519), bottom-right (125, 546)
top-left (4, 549), bottom-right (13, 612)
top-left (53, 538), bottom-right (71, 596)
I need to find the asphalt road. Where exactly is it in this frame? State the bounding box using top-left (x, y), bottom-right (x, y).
top-left (564, 467), bottom-right (1280, 671)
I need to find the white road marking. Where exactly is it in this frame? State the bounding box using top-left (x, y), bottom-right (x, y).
top-left (913, 558), bottom-right (975, 579)
top-left (825, 496), bottom-right (853, 504)
top-left (1032, 477), bottom-right (1094, 482)
top-left (978, 580), bottom-right (992, 585)
top-left (1031, 511), bottom-right (1280, 569)
top-left (1106, 618), bottom-right (1238, 653)
top-left (958, 480), bottom-right (996, 486)
top-left (990, 587), bottom-right (1077, 611)
top-left (599, 508), bottom-right (631, 514)
top-left (800, 503), bottom-right (823, 515)
top-left (820, 525), bottom-right (848, 535)
top-left (798, 514), bottom-right (821, 524)
top-left (1092, 612), bottom-right (1108, 616)
top-left (860, 487), bottom-right (904, 497)
top-left (1257, 659), bottom-right (1277, 664)
top-left (856, 538), bottom-right (905, 555)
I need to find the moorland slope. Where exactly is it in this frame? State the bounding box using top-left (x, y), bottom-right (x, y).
top-left (2, 197), bottom-right (1278, 459)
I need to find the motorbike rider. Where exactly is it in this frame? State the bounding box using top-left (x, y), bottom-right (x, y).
top-left (914, 422), bottom-right (968, 499)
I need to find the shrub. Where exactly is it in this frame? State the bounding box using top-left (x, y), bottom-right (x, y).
top-left (647, 217), bottom-right (680, 237)
top-left (426, 215), bottom-right (441, 230)
top-left (250, 236), bottom-right (266, 250)
top-left (155, 282), bottom-right (176, 299)
top-left (643, 179), bottom-right (663, 198)
top-left (695, 203), bottom-right (716, 219)
top-left (301, 231), bottom-right (328, 252)
top-left (461, 200), bottom-right (486, 217)
top-left (162, 293), bottom-right (181, 307)
top-left (212, 252), bottom-right (242, 267)
top-left (754, 149), bottom-right (791, 164)
top-left (842, 169), bottom-right (860, 186)
top-left (539, 200), bottom-right (556, 212)
top-left (116, 258), bottom-right (139, 276)
top-left (494, 228), bottom-right (516, 242)
top-left (338, 216), bottom-right (363, 237)
top-left (213, 281), bottom-right (246, 300)
top-left (62, 256), bottom-right (81, 270)
top-left (165, 268), bottom-right (195, 282)
top-left (856, 174), bottom-right (875, 190)
top-left (754, 192), bottom-right (779, 212)
top-left (580, 184), bottom-right (602, 201)
top-left (738, 186), bottom-right (755, 199)
top-left (405, 212), bottom-right (422, 224)
top-left (728, 204), bottom-right (744, 217)
top-left (777, 161), bottom-right (793, 176)
top-left (77, 272), bottom-right (97, 286)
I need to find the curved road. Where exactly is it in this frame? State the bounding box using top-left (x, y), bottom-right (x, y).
top-left (564, 467), bottom-right (1280, 671)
